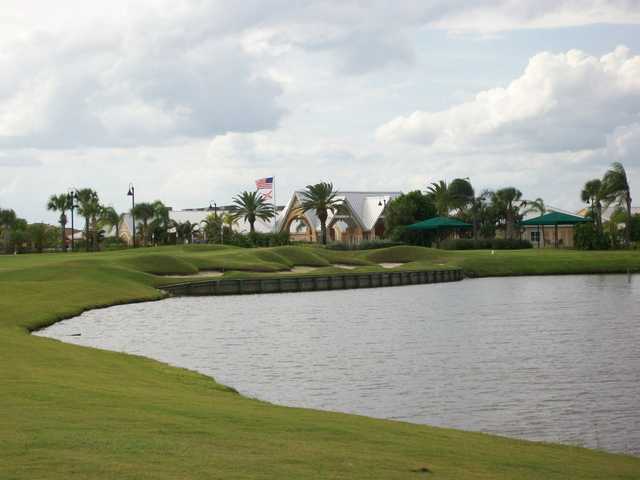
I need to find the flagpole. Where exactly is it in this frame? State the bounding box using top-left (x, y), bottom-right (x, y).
top-left (273, 176), bottom-right (276, 233)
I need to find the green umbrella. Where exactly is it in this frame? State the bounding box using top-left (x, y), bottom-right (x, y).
top-left (520, 211), bottom-right (590, 248)
top-left (407, 216), bottom-right (471, 247)
top-left (407, 216), bottom-right (472, 231)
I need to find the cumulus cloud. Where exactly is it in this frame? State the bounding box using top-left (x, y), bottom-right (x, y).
top-left (0, 10), bottom-right (284, 149)
top-left (377, 46), bottom-right (640, 153)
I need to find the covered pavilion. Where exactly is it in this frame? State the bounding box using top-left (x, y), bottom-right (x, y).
top-left (520, 211), bottom-right (590, 248)
top-left (407, 216), bottom-right (472, 246)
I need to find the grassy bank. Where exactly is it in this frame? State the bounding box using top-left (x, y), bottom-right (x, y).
top-left (2, 245), bottom-right (640, 479)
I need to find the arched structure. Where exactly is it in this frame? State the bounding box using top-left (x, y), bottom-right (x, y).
top-left (277, 190), bottom-right (402, 244)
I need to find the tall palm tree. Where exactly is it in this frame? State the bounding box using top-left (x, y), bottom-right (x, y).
top-left (522, 197), bottom-right (545, 247)
top-left (0, 208), bottom-right (17, 253)
top-left (150, 200), bottom-right (171, 245)
top-left (131, 202), bottom-right (156, 246)
top-left (491, 187), bottom-right (524, 240)
top-left (449, 178), bottom-right (477, 239)
top-left (76, 188), bottom-right (100, 251)
top-left (580, 179), bottom-right (604, 233)
top-left (47, 193), bottom-right (72, 251)
top-left (298, 182), bottom-right (341, 245)
top-left (232, 191), bottom-right (275, 234)
top-left (100, 206), bottom-right (121, 242)
top-left (602, 162), bottom-right (633, 245)
top-left (426, 180), bottom-right (452, 217)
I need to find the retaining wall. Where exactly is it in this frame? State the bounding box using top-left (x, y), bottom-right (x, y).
top-left (162, 268), bottom-right (463, 297)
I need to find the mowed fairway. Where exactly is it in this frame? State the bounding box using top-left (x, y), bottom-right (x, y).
top-left (2, 245), bottom-right (640, 479)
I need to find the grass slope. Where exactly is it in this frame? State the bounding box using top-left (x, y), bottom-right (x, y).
top-left (2, 245), bottom-right (640, 479)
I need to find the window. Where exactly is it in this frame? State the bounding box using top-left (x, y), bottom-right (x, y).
top-left (530, 231), bottom-right (540, 242)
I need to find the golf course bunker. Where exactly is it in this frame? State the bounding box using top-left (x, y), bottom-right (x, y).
top-left (283, 266), bottom-right (318, 274)
top-left (162, 271), bottom-right (224, 278)
top-left (36, 274), bottom-right (640, 457)
top-left (379, 262), bottom-right (404, 268)
top-left (332, 264), bottom-right (357, 269)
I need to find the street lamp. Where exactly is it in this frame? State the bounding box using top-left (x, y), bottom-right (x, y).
top-left (127, 183), bottom-right (136, 248)
top-left (208, 200), bottom-right (224, 245)
top-left (67, 189), bottom-right (78, 252)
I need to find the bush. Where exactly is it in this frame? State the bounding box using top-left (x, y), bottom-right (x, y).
top-left (440, 238), bottom-right (533, 250)
top-left (225, 231), bottom-right (290, 248)
top-left (574, 223), bottom-right (611, 250)
top-left (324, 239), bottom-right (404, 251)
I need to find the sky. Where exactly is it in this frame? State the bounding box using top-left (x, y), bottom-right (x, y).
top-left (1, 0), bottom-right (640, 224)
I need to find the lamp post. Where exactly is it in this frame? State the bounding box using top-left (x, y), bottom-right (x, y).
top-left (67, 189), bottom-right (78, 252)
top-left (127, 183), bottom-right (136, 248)
top-left (209, 201), bottom-right (222, 244)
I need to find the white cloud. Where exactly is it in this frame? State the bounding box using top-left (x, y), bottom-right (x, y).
top-left (377, 46), bottom-right (640, 153)
top-left (0, 11), bottom-right (284, 149)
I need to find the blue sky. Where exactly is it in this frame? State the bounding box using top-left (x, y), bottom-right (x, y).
top-left (0, 1), bottom-right (639, 223)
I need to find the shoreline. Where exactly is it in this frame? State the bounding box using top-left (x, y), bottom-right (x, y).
top-left (33, 272), bottom-right (640, 459)
top-left (4, 245), bottom-right (640, 479)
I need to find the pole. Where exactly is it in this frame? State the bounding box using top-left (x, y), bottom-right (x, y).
top-left (273, 176), bottom-right (276, 233)
top-left (70, 200), bottom-right (74, 252)
top-left (132, 189), bottom-right (136, 248)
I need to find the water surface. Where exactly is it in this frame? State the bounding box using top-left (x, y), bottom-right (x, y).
top-left (36, 275), bottom-right (640, 455)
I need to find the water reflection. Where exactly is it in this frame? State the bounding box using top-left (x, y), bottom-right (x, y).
top-left (36, 274), bottom-right (640, 456)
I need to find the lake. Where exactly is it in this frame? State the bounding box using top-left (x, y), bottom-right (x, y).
top-left (35, 274), bottom-right (640, 456)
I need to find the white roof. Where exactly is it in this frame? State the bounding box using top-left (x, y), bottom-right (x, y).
top-left (279, 190), bottom-right (402, 232)
top-left (120, 210), bottom-right (277, 235)
top-left (601, 205), bottom-right (640, 222)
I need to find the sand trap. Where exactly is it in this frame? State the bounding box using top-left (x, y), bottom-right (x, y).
top-left (165, 271), bottom-right (224, 278)
top-left (332, 264), bottom-right (357, 270)
top-left (379, 262), bottom-right (404, 269)
top-left (281, 266), bottom-right (318, 274)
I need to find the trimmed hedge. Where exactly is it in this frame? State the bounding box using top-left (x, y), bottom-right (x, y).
top-left (324, 239), bottom-right (404, 251)
top-left (440, 238), bottom-right (533, 250)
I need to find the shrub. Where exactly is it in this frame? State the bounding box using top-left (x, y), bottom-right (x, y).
top-left (324, 239), bottom-right (403, 251)
top-left (225, 231), bottom-right (290, 248)
top-left (440, 238), bottom-right (532, 250)
top-left (574, 223), bottom-right (611, 250)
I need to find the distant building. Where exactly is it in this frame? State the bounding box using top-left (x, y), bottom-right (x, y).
top-left (117, 205), bottom-right (285, 246)
top-left (520, 206), bottom-right (587, 248)
top-left (277, 191), bottom-right (402, 244)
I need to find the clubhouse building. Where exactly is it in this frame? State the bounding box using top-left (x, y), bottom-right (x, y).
top-left (277, 191), bottom-right (402, 244)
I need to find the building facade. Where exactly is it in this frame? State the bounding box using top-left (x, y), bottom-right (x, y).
top-left (277, 191), bottom-right (402, 244)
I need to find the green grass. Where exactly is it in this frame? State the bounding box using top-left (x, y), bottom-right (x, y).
top-left (2, 245), bottom-right (640, 479)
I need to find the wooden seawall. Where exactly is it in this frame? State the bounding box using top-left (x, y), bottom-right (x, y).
top-left (161, 268), bottom-right (463, 297)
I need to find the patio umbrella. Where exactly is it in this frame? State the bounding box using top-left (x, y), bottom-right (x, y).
top-left (520, 211), bottom-right (590, 248)
top-left (407, 216), bottom-right (472, 246)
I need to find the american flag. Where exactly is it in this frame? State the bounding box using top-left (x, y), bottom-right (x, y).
top-left (255, 177), bottom-right (273, 189)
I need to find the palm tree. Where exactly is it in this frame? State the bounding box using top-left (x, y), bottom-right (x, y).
top-left (427, 180), bottom-right (452, 217)
top-left (150, 200), bottom-right (171, 245)
top-left (491, 187), bottom-right (524, 240)
top-left (131, 202), bottom-right (156, 246)
top-left (0, 208), bottom-right (17, 253)
top-left (449, 178), bottom-right (477, 239)
top-left (222, 212), bottom-right (237, 231)
top-left (172, 220), bottom-right (195, 244)
top-left (580, 179), bottom-right (604, 233)
top-left (298, 182), bottom-right (341, 245)
top-left (602, 162), bottom-right (633, 245)
top-left (76, 188), bottom-right (100, 251)
top-left (47, 193), bottom-right (72, 251)
top-left (522, 197), bottom-right (545, 247)
top-left (232, 191), bottom-right (275, 234)
top-left (100, 206), bottom-right (121, 242)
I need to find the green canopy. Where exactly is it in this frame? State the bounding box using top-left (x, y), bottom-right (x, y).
top-left (520, 211), bottom-right (590, 226)
top-left (407, 216), bottom-right (472, 231)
